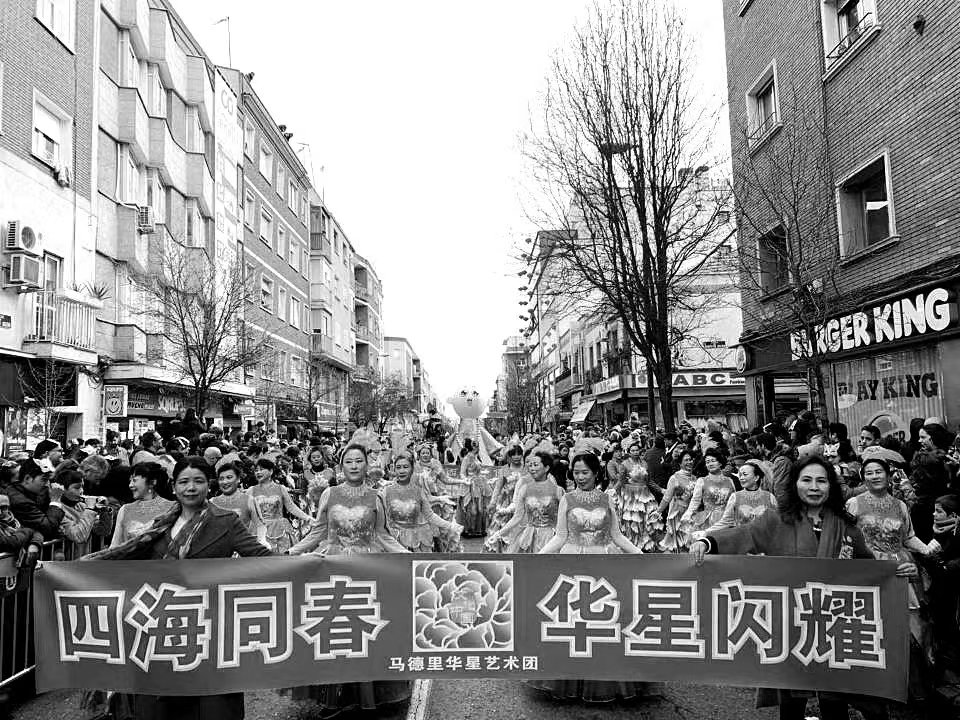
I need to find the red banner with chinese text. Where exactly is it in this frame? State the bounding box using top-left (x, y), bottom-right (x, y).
top-left (34, 554), bottom-right (908, 700)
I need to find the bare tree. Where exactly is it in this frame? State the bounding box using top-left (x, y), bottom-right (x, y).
top-left (504, 360), bottom-right (538, 434)
top-left (522, 0), bottom-right (733, 431)
top-left (347, 371), bottom-right (411, 433)
top-left (732, 90), bottom-right (842, 419)
top-left (15, 360), bottom-right (77, 440)
top-left (134, 245), bottom-right (273, 417)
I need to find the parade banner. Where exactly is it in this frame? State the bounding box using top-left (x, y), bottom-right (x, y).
top-left (35, 554), bottom-right (908, 700)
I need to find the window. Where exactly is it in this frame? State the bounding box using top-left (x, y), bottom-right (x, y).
top-left (185, 108), bottom-right (203, 153)
top-left (757, 225), bottom-right (789, 295)
top-left (147, 66), bottom-right (165, 117)
top-left (260, 276), bottom-right (274, 311)
top-left (36, 0), bottom-right (75, 49)
top-left (245, 262), bottom-right (256, 286)
top-left (243, 119), bottom-right (255, 157)
top-left (278, 351), bottom-right (288, 384)
top-left (822, 0), bottom-right (878, 66)
top-left (278, 287), bottom-right (287, 321)
top-left (116, 144), bottom-right (140, 203)
top-left (32, 91), bottom-right (71, 168)
top-left (745, 62), bottom-right (779, 145)
top-left (0, 62), bottom-right (4, 135)
top-left (302, 304), bottom-right (310, 333)
top-left (185, 199), bottom-right (203, 247)
top-left (277, 165), bottom-right (286, 199)
top-left (837, 152), bottom-right (895, 256)
top-left (302, 250), bottom-right (309, 277)
top-left (291, 356), bottom-right (302, 387)
top-left (261, 346), bottom-right (276, 381)
top-left (146, 169), bottom-right (165, 221)
top-left (288, 180), bottom-right (297, 210)
top-left (288, 239), bottom-right (298, 270)
top-left (118, 31), bottom-right (139, 87)
top-left (244, 191), bottom-right (255, 228)
top-left (277, 225), bottom-right (286, 258)
top-left (260, 209), bottom-right (273, 247)
top-left (42, 253), bottom-right (62, 291)
top-left (259, 144), bottom-right (273, 181)
top-left (290, 297), bottom-right (301, 329)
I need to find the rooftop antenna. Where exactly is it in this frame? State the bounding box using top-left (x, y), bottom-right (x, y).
top-left (214, 16), bottom-right (232, 66)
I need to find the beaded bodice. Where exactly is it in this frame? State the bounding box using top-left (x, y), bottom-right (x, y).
top-left (327, 484), bottom-right (379, 548)
top-left (565, 489), bottom-right (613, 546)
top-left (383, 483), bottom-right (422, 528)
top-left (522, 481), bottom-right (560, 528)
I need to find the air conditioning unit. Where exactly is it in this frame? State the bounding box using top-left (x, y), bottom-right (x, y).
top-left (137, 206), bottom-right (155, 234)
top-left (4, 222), bottom-right (40, 254)
top-left (5, 254), bottom-right (42, 287)
top-left (54, 165), bottom-right (72, 188)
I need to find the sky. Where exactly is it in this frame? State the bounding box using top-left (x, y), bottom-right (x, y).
top-left (170, 0), bottom-right (729, 405)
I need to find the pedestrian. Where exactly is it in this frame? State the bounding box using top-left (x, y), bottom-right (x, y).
top-left (691, 456), bottom-right (909, 720)
top-left (8, 459), bottom-right (63, 540)
top-left (83, 456), bottom-right (272, 720)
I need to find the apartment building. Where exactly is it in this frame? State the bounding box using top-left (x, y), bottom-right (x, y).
top-left (0, 0), bottom-right (101, 450)
top-left (353, 253), bottom-right (383, 381)
top-left (215, 68), bottom-right (313, 437)
top-left (725, 0), bottom-right (960, 434)
top-left (308, 192), bottom-right (354, 430)
top-left (382, 336), bottom-right (435, 416)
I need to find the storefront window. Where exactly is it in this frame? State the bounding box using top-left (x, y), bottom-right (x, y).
top-left (826, 345), bottom-right (945, 441)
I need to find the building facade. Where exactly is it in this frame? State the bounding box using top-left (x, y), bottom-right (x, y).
top-left (0, 0), bottom-right (100, 451)
top-left (220, 67), bottom-right (313, 437)
top-left (725, 0), bottom-right (960, 436)
top-left (353, 253), bottom-right (383, 382)
top-left (308, 192), bottom-right (354, 430)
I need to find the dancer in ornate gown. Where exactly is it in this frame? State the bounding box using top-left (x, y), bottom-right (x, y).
top-left (657, 449), bottom-right (698, 552)
top-left (414, 444), bottom-right (461, 552)
top-left (706, 460), bottom-right (776, 532)
top-left (459, 447), bottom-right (490, 537)
top-left (249, 457), bottom-right (312, 553)
top-left (110, 462), bottom-right (176, 547)
top-left (610, 442), bottom-right (662, 551)
top-left (532, 453), bottom-right (647, 703)
top-left (486, 445), bottom-right (529, 551)
top-left (287, 444), bottom-right (410, 713)
top-left (681, 448), bottom-right (736, 540)
top-left (210, 462), bottom-right (265, 540)
top-left (383, 451), bottom-right (462, 551)
top-left (484, 451), bottom-right (562, 553)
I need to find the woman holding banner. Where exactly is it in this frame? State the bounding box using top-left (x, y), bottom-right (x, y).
top-left (691, 456), bottom-right (911, 720)
top-left (83, 456), bottom-right (272, 720)
top-left (287, 443), bottom-right (411, 714)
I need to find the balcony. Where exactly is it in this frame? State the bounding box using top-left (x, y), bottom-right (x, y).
top-left (354, 282), bottom-right (370, 302)
top-left (185, 55), bottom-right (214, 130)
top-left (117, 87), bottom-right (150, 163)
top-left (355, 324), bottom-right (377, 345)
top-left (149, 117), bottom-right (186, 194)
top-left (116, 204), bottom-right (150, 275)
top-left (310, 333), bottom-right (333, 357)
top-left (104, 0), bottom-right (149, 55)
top-left (554, 370), bottom-right (582, 398)
top-left (149, 9), bottom-right (188, 100)
top-left (23, 291), bottom-right (100, 364)
top-left (186, 152), bottom-right (214, 217)
top-left (352, 365), bottom-right (376, 383)
top-left (310, 233), bottom-right (332, 260)
top-left (310, 284), bottom-right (332, 309)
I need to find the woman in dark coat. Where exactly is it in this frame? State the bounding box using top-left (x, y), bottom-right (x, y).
top-left (84, 456), bottom-right (272, 720)
top-left (691, 456), bottom-right (913, 720)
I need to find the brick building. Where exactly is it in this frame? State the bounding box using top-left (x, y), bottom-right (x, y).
top-left (0, 0), bottom-right (101, 449)
top-left (219, 67), bottom-right (313, 437)
top-left (725, 0), bottom-right (960, 435)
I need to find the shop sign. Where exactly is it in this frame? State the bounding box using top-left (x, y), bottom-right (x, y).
top-left (231, 401), bottom-right (256, 417)
top-left (103, 385), bottom-right (128, 417)
top-left (798, 287), bottom-right (956, 358)
top-left (127, 388), bottom-right (160, 412)
top-left (620, 372), bottom-right (745, 391)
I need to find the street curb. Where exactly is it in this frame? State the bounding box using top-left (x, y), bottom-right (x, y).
top-left (406, 679), bottom-right (433, 720)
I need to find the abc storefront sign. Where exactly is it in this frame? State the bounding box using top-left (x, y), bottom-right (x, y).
top-left (798, 287), bottom-right (957, 358)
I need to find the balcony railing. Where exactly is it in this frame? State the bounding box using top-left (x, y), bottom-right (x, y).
top-left (353, 365), bottom-right (376, 382)
top-left (23, 291), bottom-right (97, 352)
top-left (310, 233), bottom-right (332, 259)
top-left (748, 110), bottom-right (779, 143)
top-left (354, 282), bottom-right (369, 301)
top-left (355, 325), bottom-right (376, 344)
top-left (310, 333), bottom-right (333, 356)
top-left (554, 370), bottom-right (582, 397)
top-left (827, 12), bottom-right (875, 63)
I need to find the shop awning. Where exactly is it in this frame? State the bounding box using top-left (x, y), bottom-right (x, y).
top-left (570, 399), bottom-right (596, 424)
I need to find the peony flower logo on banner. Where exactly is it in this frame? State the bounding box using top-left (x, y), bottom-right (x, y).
top-left (412, 560), bottom-right (514, 651)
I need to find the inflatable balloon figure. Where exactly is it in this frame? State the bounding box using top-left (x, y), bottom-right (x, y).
top-left (447, 388), bottom-right (504, 466)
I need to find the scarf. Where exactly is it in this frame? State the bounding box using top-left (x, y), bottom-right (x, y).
top-left (82, 502), bottom-right (207, 560)
top-left (813, 508), bottom-right (856, 559)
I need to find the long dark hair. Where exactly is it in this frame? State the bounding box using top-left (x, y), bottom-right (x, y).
top-left (778, 456), bottom-right (850, 523)
top-left (568, 452), bottom-right (605, 489)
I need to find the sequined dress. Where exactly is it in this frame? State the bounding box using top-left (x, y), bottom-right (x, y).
top-left (659, 470), bottom-right (697, 552)
top-left (610, 461), bottom-right (661, 552)
top-left (414, 463), bottom-right (461, 552)
top-left (845, 493), bottom-right (918, 563)
top-left (552, 489), bottom-right (623, 554)
top-left (501, 480), bottom-right (563, 553)
top-left (460, 464), bottom-right (490, 537)
top-left (287, 483), bottom-right (410, 709)
top-left (250, 483), bottom-right (297, 553)
top-left (110, 496), bottom-right (177, 547)
top-left (383, 482), bottom-right (460, 552)
top-left (681, 475), bottom-right (735, 538)
top-left (209, 490), bottom-right (261, 538)
top-left (487, 468), bottom-right (529, 544)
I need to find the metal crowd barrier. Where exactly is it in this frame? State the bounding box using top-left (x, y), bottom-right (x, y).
top-left (0, 533), bottom-right (111, 693)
